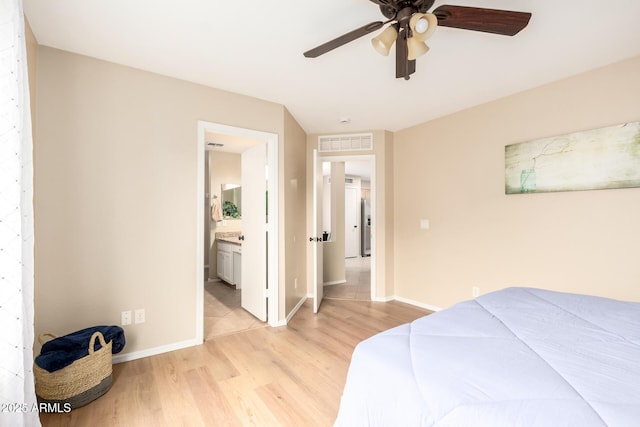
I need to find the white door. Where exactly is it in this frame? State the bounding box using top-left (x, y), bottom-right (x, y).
top-left (312, 150), bottom-right (324, 313)
top-left (345, 187), bottom-right (359, 258)
top-left (241, 143), bottom-right (267, 321)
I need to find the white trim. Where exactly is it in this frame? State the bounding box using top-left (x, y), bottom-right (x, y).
top-left (112, 338), bottom-right (201, 364)
top-left (271, 318), bottom-right (287, 328)
top-left (196, 122), bottom-right (206, 344)
top-left (320, 154), bottom-right (376, 301)
top-left (393, 296), bottom-right (443, 312)
top-left (285, 296), bottom-right (308, 324)
top-left (372, 296), bottom-right (394, 303)
top-left (324, 280), bottom-right (347, 286)
top-left (318, 133), bottom-right (373, 153)
top-left (267, 130), bottom-right (279, 327)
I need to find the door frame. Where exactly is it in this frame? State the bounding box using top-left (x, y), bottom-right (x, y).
top-left (196, 120), bottom-right (280, 343)
top-left (319, 154), bottom-right (376, 300)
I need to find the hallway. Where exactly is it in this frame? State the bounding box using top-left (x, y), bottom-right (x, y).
top-left (323, 256), bottom-right (371, 301)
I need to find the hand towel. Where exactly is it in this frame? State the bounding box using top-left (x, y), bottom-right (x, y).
top-left (211, 199), bottom-right (223, 222)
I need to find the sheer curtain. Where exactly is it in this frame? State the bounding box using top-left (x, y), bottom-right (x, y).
top-left (0, 0), bottom-right (40, 425)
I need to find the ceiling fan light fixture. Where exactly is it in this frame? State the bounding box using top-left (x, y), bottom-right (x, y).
top-left (407, 37), bottom-right (429, 61)
top-left (409, 13), bottom-right (438, 42)
top-left (371, 25), bottom-right (398, 56)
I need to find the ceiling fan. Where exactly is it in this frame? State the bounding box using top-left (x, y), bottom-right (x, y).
top-left (303, 0), bottom-right (532, 80)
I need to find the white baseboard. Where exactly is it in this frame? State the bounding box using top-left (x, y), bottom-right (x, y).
top-left (285, 295), bottom-right (308, 324)
top-left (393, 295), bottom-right (442, 312)
top-left (112, 338), bottom-right (201, 364)
top-left (112, 295), bottom-right (439, 365)
top-left (270, 318), bottom-right (287, 327)
top-left (324, 280), bottom-right (347, 286)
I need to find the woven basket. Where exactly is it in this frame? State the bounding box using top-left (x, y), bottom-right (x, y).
top-left (34, 331), bottom-right (113, 409)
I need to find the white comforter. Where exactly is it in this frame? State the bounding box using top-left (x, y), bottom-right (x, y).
top-left (335, 288), bottom-right (640, 426)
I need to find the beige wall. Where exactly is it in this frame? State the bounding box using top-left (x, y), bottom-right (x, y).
top-left (394, 56), bottom-right (640, 309)
top-left (306, 130), bottom-right (394, 300)
top-left (34, 46), bottom-right (298, 355)
top-left (283, 108), bottom-right (308, 315)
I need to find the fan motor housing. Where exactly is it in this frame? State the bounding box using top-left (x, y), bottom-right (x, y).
top-left (378, 0), bottom-right (435, 19)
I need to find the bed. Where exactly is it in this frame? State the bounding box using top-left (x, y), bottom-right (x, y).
top-left (334, 287), bottom-right (640, 426)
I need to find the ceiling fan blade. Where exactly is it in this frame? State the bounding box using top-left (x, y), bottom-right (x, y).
top-left (304, 21), bottom-right (384, 58)
top-left (433, 5), bottom-right (531, 36)
top-left (395, 29), bottom-right (416, 80)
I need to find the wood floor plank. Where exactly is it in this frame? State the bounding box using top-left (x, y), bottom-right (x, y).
top-left (39, 298), bottom-right (430, 426)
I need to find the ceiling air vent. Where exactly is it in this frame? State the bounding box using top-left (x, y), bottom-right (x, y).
top-left (318, 133), bottom-right (373, 153)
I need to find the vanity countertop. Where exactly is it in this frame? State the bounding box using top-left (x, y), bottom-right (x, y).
top-left (216, 233), bottom-right (242, 245)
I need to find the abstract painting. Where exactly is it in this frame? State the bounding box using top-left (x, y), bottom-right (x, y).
top-left (505, 121), bottom-right (640, 194)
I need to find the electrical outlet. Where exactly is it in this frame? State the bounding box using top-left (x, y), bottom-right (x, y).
top-left (294, 278), bottom-right (298, 289)
top-left (472, 286), bottom-right (480, 298)
top-left (121, 311), bottom-right (132, 326)
top-left (134, 309), bottom-right (145, 324)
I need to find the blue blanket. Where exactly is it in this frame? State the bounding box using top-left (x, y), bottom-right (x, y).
top-left (35, 325), bottom-right (125, 373)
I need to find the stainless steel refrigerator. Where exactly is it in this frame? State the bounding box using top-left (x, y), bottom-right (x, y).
top-left (361, 198), bottom-right (371, 257)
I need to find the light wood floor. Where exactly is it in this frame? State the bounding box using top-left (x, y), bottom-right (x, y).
top-left (205, 256), bottom-right (372, 339)
top-left (39, 298), bottom-right (430, 426)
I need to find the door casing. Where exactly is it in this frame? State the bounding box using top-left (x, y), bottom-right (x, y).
top-left (317, 154), bottom-right (376, 302)
top-left (196, 121), bottom-right (280, 343)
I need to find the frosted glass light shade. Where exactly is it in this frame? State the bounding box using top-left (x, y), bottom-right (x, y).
top-left (410, 13), bottom-right (438, 42)
top-left (407, 37), bottom-right (429, 60)
top-left (371, 25), bottom-right (398, 56)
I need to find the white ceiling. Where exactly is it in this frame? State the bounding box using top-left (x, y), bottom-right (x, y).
top-left (24, 0), bottom-right (640, 134)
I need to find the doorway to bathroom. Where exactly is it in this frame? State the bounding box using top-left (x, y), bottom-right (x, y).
top-left (196, 121), bottom-right (279, 341)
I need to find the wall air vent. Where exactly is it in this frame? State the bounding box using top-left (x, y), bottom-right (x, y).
top-left (318, 133), bottom-right (373, 153)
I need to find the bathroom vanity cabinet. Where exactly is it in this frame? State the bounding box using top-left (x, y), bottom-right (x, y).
top-left (217, 240), bottom-right (242, 288)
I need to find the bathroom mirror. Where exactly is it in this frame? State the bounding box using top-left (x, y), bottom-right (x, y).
top-left (221, 184), bottom-right (241, 218)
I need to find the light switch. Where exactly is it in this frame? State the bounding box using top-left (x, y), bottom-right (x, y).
top-left (420, 219), bottom-right (430, 230)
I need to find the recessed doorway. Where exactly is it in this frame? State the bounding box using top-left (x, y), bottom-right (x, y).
top-left (320, 156), bottom-right (374, 302)
top-left (196, 121), bottom-right (279, 343)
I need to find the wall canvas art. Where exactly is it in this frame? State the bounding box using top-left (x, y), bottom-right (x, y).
top-left (505, 121), bottom-right (640, 194)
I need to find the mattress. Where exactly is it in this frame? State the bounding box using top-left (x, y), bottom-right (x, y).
top-left (334, 287), bottom-right (640, 426)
